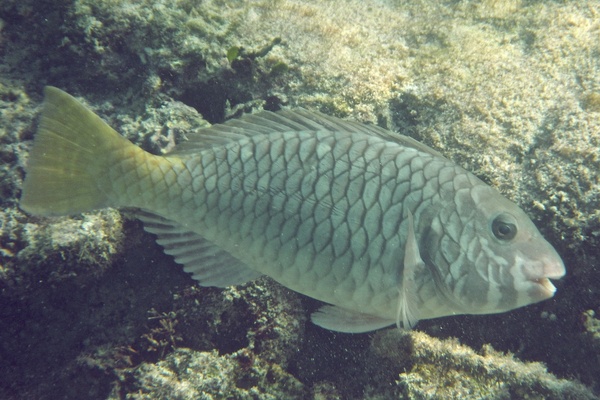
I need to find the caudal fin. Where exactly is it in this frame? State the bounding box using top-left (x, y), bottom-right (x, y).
top-left (20, 86), bottom-right (137, 216)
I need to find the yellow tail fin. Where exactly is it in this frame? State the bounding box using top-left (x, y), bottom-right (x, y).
top-left (20, 86), bottom-right (139, 216)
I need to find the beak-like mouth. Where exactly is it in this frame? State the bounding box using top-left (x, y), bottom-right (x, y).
top-left (529, 261), bottom-right (565, 299)
top-left (514, 247), bottom-right (565, 303)
top-left (531, 277), bottom-right (557, 298)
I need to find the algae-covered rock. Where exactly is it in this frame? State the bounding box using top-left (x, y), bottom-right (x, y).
top-left (159, 277), bottom-right (306, 368)
top-left (0, 0), bottom-right (599, 398)
top-left (372, 329), bottom-right (597, 400)
top-left (583, 309), bottom-right (600, 367)
top-left (112, 348), bottom-right (306, 400)
top-left (382, 1), bottom-right (600, 250)
top-left (5, 209), bottom-right (123, 290)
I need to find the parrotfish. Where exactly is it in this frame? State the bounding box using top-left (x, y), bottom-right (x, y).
top-left (20, 87), bottom-right (565, 332)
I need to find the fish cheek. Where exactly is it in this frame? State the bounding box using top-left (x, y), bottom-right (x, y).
top-left (419, 231), bottom-right (465, 311)
top-left (471, 238), bottom-right (524, 313)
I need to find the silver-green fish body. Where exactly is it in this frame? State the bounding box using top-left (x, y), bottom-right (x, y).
top-left (21, 87), bottom-right (565, 332)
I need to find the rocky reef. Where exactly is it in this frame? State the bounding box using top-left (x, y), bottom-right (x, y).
top-left (0, 0), bottom-right (598, 399)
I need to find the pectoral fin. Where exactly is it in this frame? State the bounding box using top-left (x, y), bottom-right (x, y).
top-left (396, 210), bottom-right (422, 329)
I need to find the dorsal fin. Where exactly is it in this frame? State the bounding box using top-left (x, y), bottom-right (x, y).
top-left (169, 108), bottom-right (445, 159)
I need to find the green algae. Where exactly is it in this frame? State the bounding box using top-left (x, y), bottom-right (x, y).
top-left (226, 46), bottom-right (241, 63)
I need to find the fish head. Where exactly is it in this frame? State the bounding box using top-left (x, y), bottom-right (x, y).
top-left (430, 185), bottom-right (566, 315)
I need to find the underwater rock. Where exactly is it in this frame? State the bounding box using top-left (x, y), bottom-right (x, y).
top-left (16, 210), bottom-right (123, 279)
top-left (372, 329), bottom-right (598, 399)
top-left (109, 348), bottom-right (306, 400)
top-left (583, 309), bottom-right (600, 367)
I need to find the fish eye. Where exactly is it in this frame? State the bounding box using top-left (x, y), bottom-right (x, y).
top-left (491, 215), bottom-right (517, 241)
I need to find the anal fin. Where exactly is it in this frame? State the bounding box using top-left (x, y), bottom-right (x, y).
top-left (311, 305), bottom-right (395, 333)
top-left (136, 211), bottom-right (262, 287)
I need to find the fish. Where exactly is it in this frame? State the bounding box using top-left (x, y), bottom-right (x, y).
top-left (20, 86), bottom-right (566, 333)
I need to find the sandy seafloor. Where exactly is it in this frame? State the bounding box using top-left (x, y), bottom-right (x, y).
top-left (0, 0), bottom-right (599, 399)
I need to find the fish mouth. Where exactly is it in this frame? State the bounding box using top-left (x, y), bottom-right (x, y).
top-left (528, 267), bottom-right (565, 300)
top-left (530, 277), bottom-right (557, 298)
top-left (524, 251), bottom-right (565, 300)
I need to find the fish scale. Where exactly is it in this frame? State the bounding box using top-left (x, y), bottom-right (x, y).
top-left (20, 87), bottom-right (565, 333)
top-left (129, 131), bottom-right (457, 319)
